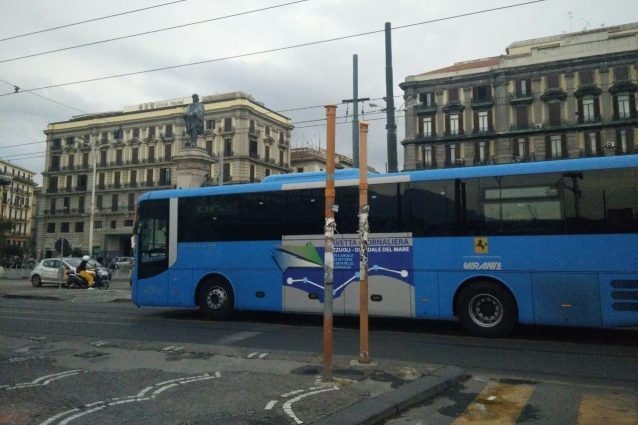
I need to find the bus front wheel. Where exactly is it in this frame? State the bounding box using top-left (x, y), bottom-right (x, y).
top-left (457, 281), bottom-right (517, 337)
top-left (198, 279), bottom-right (234, 320)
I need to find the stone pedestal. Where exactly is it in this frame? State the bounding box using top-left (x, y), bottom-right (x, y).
top-left (173, 141), bottom-right (213, 188)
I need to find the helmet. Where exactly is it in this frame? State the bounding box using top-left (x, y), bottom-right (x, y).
top-left (82, 255), bottom-right (90, 261)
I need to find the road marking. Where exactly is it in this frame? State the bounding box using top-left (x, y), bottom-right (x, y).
top-left (578, 393), bottom-right (638, 425)
top-left (39, 372), bottom-right (222, 425)
top-left (2, 370), bottom-right (85, 391)
top-left (0, 315), bottom-right (132, 326)
top-left (216, 331), bottom-right (261, 345)
top-left (160, 346), bottom-right (184, 352)
top-left (259, 352), bottom-right (269, 359)
top-left (247, 352), bottom-right (269, 359)
top-left (90, 341), bottom-right (109, 347)
top-left (452, 381), bottom-right (534, 425)
top-left (264, 385), bottom-right (339, 424)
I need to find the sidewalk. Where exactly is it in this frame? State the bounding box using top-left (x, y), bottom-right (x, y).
top-left (0, 279), bottom-right (465, 425)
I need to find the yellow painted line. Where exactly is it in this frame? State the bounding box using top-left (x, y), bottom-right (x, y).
top-left (453, 381), bottom-right (534, 425)
top-left (578, 393), bottom-right (638, 425)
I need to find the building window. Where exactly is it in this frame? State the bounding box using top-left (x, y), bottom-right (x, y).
top-left (250, 165), bottom-right (256, 182)
top-left (132, 128), bottom-right (140, 138)
top-left (475, 141), bottom-right (488, 164)
top-left (61, 222), bottom-right (69, 233)
top-left (423, 145), bottom-right (435, 168)
top-left (514, 137), bottom-right (529, 161)
top-left (224, 118), bottom-right (232, 132)
top-left (265, 145), bottom-right (271, 162)
top-left (249, 140), bottom-right (258, 158)
top-left (111, 194), bottom-right (118, 212)
top-left (477, 111), bottom-right (489, 132)
top-left (164, 144), bottom-right (172, 161)
top-left (547, 74), bottom-right (560, 89)
top-left (50, 155), bottom-right (60, 171)
top-left (473, 85), bottom-right (491, 101)
top-left (98, 173), bottom-right (105, 189)
top-left (279, 149), bottom-right (285, 166)
top-left (100, 150), bottom-right (107, 167)
top-left (63, 197), bottom-right (70, 213)
top-left (148, 127), bottom-right (155, 139)
top-left (146, 169), bottom-right (154, 186)
top-left (206, 119), bottom-right (215, 130)
top-left (206, 140), bottom-right (213, 157)
top-left (419, 92), bottom-right (434, 106)
top-left (224, 138), bottom-right (232, 156)
top-left (50, 198), bottom-right (57, 214)
top-left (265, 126), bottom-right (271, 137)
top-left (132, 147), bottom-right (139, 164)
top-left (79, 196), bottom-right (85, 214)
top-left (130, 170), bottom-right (137, 186)
top-left (97, 195), bottom-right (103, 210)
top-left (223, 163), bottom-right (231, 182)
top-left (148, 146), bottom-right (155, 162)
top-left (128, 193), bottom-right (135, 211)
top-left (582, 97), bottom-right (596, 122)
top-left (75, 222), bottom-right (84, 233)
top-left (445, 143), bottom-right (461, 166)
top-left (68, 154), bottom-right (75, 169)
top-left (579, 69), bottom-right (594, 85)
top-left (447, 88), bottom-right (459, 102)
top-left (547, 135), bottom-right (565, 159)
top-left (585, 132), bottom-right (600, 156)
top-left (66, 175), bottom-right (72, 191)
top-left (159, 168), bottom-right (171, 186)
top-left (111, 220), bottom-right (117, 229)
top-left (265, 169), bottom-right (271, 177)
top-left (47, 223), bottom-right (55, 233)
top-left (449, 113), bottom-right (459, 135)
top-left (516, 79), bottom-right (530, 96)
top-left (616, 94), bottom-right (631, 119)
top-left (116, 149), bottom-right (123, 165)
top-left (94, 221), bottom-right (102, 230)
top-left (114, 129), bottom-right (123, 140)
top-left (616, 129), bottom-right (634, 154)
top-left (165, 124), bottom-right (173, 138)
top-left (614, 66), bottom-right (629, 81)
top-left (249, 120), bottom-right (256, 133)
top-left (114, 171), bottom-right (121, 188)
top-left (548, 102), bottom-right (561, 126)
top-left (124, 219), bottom-right (134, 227)
top-left (516, 105), bottom-right (529, 129)
top-left (419, 116), bottom-right (433, 137)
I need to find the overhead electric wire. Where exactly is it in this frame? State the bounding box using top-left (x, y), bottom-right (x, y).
top-left (0, 0), bottom-right (311, 64)
top-left (0, 0), bottom-right (546, 97)
top-left (0, 0), bottom-right (187, 42)
top-left (0, 77), bottom-right (87, 114)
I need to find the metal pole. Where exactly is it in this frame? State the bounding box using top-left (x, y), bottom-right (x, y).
top-left (219, 147), bottom-right (224, 187)
top-left (352, 54), bottom-right (359, 168)
top-left (88, 129), bottom-right (98, 257)
top-left (323, 104), bottom-right (337, 382)
top-left (358, 121), bottom-right (370, 364)
top-left (385, 22), bottom-right (398, 173)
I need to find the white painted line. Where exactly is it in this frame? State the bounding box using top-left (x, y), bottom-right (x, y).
top-left (152, 383), bottom-right (179, 397)
top-left (216, 331), bottom-right (261, 345)
top-left (136, 386), bottom-right (154, 398)
top-left (258, 353), bottom-right (269, 359)
top-left (155, 373), bottom-right (210, 386)
top-left (265, 400), bottom-right (277, 410)
top-left (247, 352), bottom-right (258, 358)
top-left (59, 406), bottom-right (106, 425)
top-left (215, 371), bottom-right (221, 378)
top-left (33, 370), bottom-right (83, 384)
top-left (161, 346), bottom-right (175, 351)
top-left (283, 387), bottom-right (340, 425)
top-left (38, 408), bottom-right (80, 425)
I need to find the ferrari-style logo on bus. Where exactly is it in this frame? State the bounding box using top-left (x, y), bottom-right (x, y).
top-left (474, 237), bottom-right (488, 254)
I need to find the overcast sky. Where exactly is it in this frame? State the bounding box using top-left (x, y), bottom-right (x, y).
top-left (0, 0), bottom-right (636, 183)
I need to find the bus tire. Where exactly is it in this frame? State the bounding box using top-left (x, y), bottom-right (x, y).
top-left (198, 279), bottom-right (234, 320)
top-left (456, 281), bottom-right (517, 337)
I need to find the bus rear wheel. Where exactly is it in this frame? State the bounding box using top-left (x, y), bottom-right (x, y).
top-left (457, 281), bottom-right (517, 337)
top-left (198, 279), bottom-right (234, 320)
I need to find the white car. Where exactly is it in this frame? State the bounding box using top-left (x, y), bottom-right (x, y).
top-left (30, 258), bottom-right (110, 287)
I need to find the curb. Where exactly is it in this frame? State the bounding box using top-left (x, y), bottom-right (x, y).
top-left (313, 366), bottom-right (465, 425)
top-left (2, 294), bottom-right (63, 301)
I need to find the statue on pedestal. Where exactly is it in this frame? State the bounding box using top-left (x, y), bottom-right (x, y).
top-left (183, 93), bottom-right (204, 148)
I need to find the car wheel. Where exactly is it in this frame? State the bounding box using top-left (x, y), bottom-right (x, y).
top-left (456, 281), bottom-right (517, 337)
top-left (31, 275), bottom-right (42, 287)
top-left (197, 279), bottom-right (234, 320)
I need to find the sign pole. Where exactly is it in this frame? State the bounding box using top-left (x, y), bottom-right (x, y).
top-left (322, 105), bottom-right (337, 382)
top-left (358, 121), bottom-right (370, 364)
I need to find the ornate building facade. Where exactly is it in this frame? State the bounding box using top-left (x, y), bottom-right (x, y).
top-left (0, 160), bottom-right (37, 257)
top-left (36, 92), bottom-right (292, 259)
top-left (400, 23), bottom-right (638, 170)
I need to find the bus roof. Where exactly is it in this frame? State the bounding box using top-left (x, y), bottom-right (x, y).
top-left (139, 154), bottom-right (638, 202)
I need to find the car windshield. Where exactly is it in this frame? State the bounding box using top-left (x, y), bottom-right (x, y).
top-left (64, 258), bottom-right (81, 267)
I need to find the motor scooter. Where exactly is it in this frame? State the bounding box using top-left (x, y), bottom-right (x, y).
top-left (65, 269), bottom-right (109, 289)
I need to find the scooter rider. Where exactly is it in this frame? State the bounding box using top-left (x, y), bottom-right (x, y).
top-left (77, 255), bottom-right (95, 289)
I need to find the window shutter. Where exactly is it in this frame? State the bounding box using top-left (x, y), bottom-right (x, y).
top-left (545, 136), bottom-right (551, 159)
top-left (593, 98), bottom-right (600, 121)
top-left (630, 93), bottom-right (637, 119)
top-left (561, 134), bottom-right (567, 158)
top-left (513, 138), bottom-right (520, 157)
top-left (432, 145), bottom-right (437, 167)
top-left (612, 95), bottom-right (619, 121)
top-left (595, 132), bottom-right (602, 154)
top-left (488, 109), bottom-right (494, 131)
top-left (577, 99), bottom-right (584, 124)
top-left (431, 116), bottom-right (437, 137)
top-left (628, 129), bottom-right (635, 152)
top-left (445, 114), bottom-right (450, 136)
top-left (474, 142), bottom-right (480, 164)
top-left (459, 113), bottom-right (464, 135)
top-left (445, 144), bottom-right (451, 166)
top-left (418, 118), bottom-right (424, 137)
top-left (473, 111), bottom-right (479, 132)
top-left (526, 80), bottom-right (532, 95)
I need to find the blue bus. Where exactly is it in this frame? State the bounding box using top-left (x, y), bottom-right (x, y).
top-left (131, 155), bottom-right (638, 337)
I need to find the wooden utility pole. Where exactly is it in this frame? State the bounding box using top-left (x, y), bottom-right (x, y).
top-left (358, 121), bottom-right (370, 364)
top-left (323, 104), bottom-right (337, 382)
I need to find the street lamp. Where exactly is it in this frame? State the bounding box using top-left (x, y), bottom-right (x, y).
top-left (88, 130), bottom-right (98, 257)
